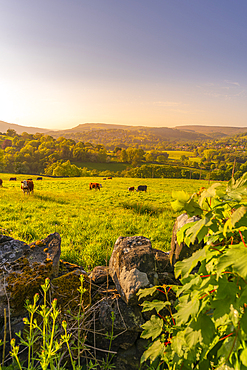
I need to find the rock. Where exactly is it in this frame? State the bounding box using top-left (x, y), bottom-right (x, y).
top-left (89, 265), bottom-right (113, 285)
top-left (170, 213), bottom-right (204, 266)
top-left (90, 296), bottom-right (144, 352)
top-left (109, 236), bottom-right (156, 305)
top-left (109, 236), bottom-right (175, 305)
top-left (113, 338), bottom-right (150, 370)
top-left (0, 233), bottom-right (89, 319)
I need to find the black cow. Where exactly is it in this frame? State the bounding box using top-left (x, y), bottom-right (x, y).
top-left (136, 185), bottom-right (147, 192)
top-left (9, 177), bottom-right (17, 181)
top-left (36, 177), bottom-right (43, 180)
top-left (0, 179), bottom-right (2, 187)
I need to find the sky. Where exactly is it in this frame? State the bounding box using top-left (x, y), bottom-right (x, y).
top-left (1, 0), bottom-right (247, 130)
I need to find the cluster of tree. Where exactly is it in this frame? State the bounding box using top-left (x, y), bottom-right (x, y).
top-left (0, 130), bottom-right (171, 176)
top-left (0, 130), bottom-right (109, 174)
top-left (0, 128), bottom-right (246, 181)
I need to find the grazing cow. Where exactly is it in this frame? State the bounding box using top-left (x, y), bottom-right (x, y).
top-left (0, 179), bottom-right (2, 187)
top-left (108, 177), bottom-right (112, 179)
top-left (36, 177), bottom-right (42, 180)
top-left (9, 177), bottom-right (17, 181)
top-left (21, 180), bottom-right (34, 195)
top-left (103, 178), bottom-right (106, 180)
top-left (27, 178), bottom-right (32, 181)
top-left (89, 182), bottom-right (102, 190)
top-left (128, 186), bottom-right (135, 192)
top-left (136, 185), bottom-right (147, 192)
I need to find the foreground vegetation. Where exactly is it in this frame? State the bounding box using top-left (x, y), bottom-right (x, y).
top-left (0, 174), bottom-right (208, 269)
top-left (139, 173), bottom-right (247, 369)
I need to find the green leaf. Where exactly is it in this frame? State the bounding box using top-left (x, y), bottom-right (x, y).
top-left (141, 300), bottom-right (171, 313)
top-left (183, 326), bottom-right (201, 348)
top-left (171, 199), bottom-right (187, 212)
top-left (240, 348), bottom-right (247, 367)
top-left (217, 245), bottom-right (247, 279)
top-left (174, 247), bottom-right (207, 279)
top-left (174, 297), bottom-right (199, 325)
top-left (223, 206), bottom-right (247, 235)
top-left (239, 286), bottom-right (247, 307)
top-left (199, 183), bottom-right (222, 204)
top-left (172, 190), bottom-right (191, 202)
top-left (141, 315), bottom-right (164, 341)
top-left (137, 286), bottom-right (159, 299)
top-left (241, 311), bottom-right (247, 337)
top-left (141, 339), bottom-right (166, 364)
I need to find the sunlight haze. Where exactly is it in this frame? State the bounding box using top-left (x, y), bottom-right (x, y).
top-left (1, 0), bottom-right (247, 130)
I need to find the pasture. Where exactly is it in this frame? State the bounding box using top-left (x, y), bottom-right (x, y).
top-left (0, 174), bottom-right (208, 270)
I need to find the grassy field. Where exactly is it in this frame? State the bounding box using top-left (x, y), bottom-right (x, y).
top-left (0, 174), bottom-right (209, 270)
top-left (72, 161), bottom-right (128, 172)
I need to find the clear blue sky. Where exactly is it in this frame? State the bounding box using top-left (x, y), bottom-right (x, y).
top-left (1, 0), bottom-right (247, 129)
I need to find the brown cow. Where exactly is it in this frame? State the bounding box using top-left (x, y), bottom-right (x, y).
top-left (108, 177), bottom-right (112, 179)
top-left (89, 182), bottom-right (102, 190)
top-left (128, 186), bottom-right (135, 191)
top-left (21, 180), bottom-right (34, 195)
top-left (0, 179), bottom-right (2, 187)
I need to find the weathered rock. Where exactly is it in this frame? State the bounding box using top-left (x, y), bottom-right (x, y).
top-left (113, 338), bottom-right (150, 369)
top-left (170, 213), bottom-right (204, 266)
top-left (109, 236), bottom-right (156, 305)
top-left (90, 296), bottom-right (144, 352)
top-left (89, 265), bottom-right (113, 285)
top-left (109, 236), bottom-right (173, 305)
top-left (0, 233), bottom-right (89, 320)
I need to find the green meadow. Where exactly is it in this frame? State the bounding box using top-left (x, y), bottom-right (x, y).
top-left (0, 174), bottom-right (208, 270)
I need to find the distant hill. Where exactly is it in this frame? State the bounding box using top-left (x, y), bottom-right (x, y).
top-left (47, 123), bottom-right (208, 142)
top-left (175, 125), bottom-right (247, 138)
top-left (2, 120), bottom-right (247, 143)
top-left (0, 120), bottom-right (48, 135)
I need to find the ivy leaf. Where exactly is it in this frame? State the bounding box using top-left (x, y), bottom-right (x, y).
top-left (141, 315), bottom-right (164, 341)
top-left (141, 300), bottom-right (171, 313)
top-left (174, 248), bottom-right (207, 279)
top-left (140, 339), bottom-right (166, 364)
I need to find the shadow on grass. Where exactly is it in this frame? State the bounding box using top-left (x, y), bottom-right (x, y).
top-left (34, 194), bottom-right (69, 204)
top-left (120, 201), bottom-right (163, 216)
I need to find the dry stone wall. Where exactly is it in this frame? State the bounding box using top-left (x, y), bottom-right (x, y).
top-left (0, 213), bottom-right (203, 369)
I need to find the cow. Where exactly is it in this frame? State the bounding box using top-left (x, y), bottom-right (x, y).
top-left (9, 177), bottom-right (17, 181)
top-left (0, 179), bottom-right (2, 187)
top-left (21, 180), bottom-right (34, 195)
top-left (108, 177), bottom-right (112, 179)
top-left (136, 185), bottom-right (147, 192)
top-left (103, 178), bottom-right (106, 180)
top-left (128, 186), bottom-right (135, 192)
top-left (36, 177), bottom-right (43, 180)
top-left (89, 182), bottom-right (102, 190)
